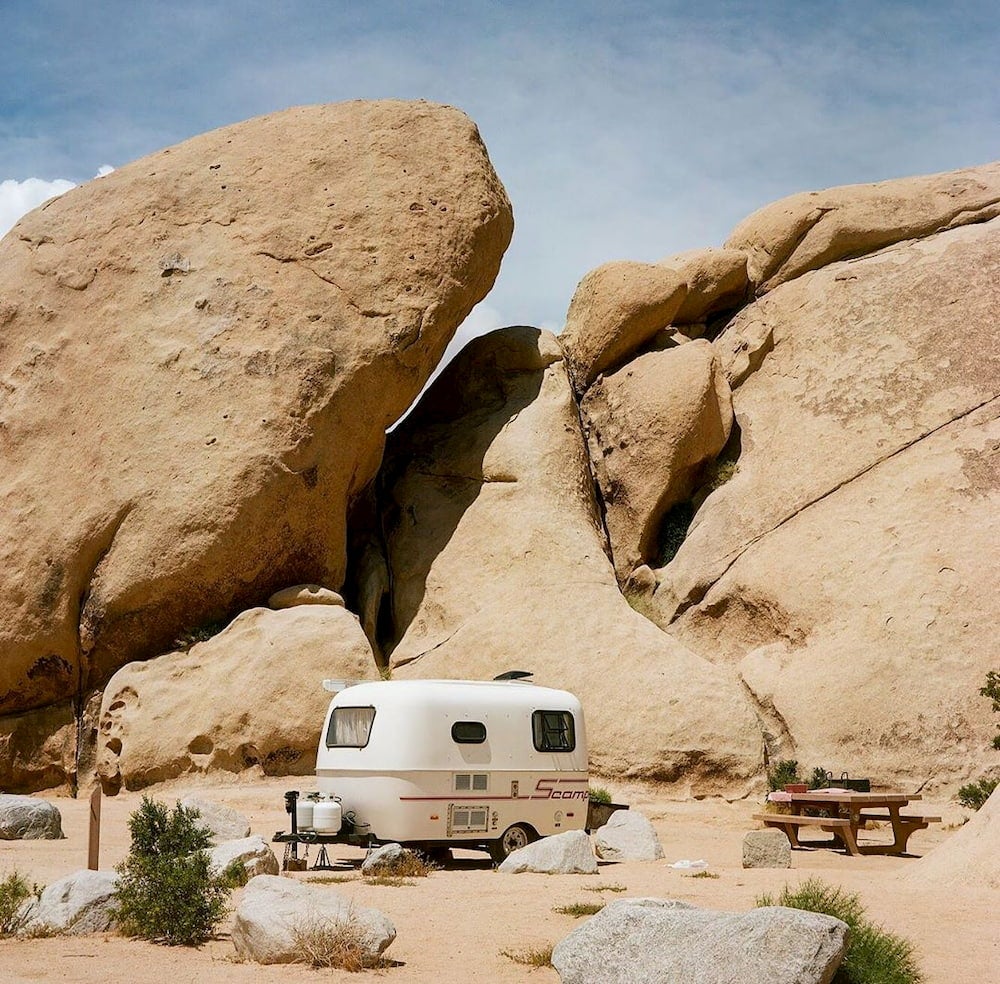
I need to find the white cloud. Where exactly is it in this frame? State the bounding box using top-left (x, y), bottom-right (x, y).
top-left (95, 165), bottom-right (115, 177)
top-left (0, 177), bottom-right (75, 238)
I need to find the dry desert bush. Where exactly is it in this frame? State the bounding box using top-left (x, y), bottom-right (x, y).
top-left (291, 918), bottom-right (392, 971)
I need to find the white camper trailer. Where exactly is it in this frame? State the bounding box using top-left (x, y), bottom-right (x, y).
top-left (310, 677), bottom-right (588, 862)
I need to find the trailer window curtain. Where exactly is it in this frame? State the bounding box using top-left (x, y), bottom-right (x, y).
top-left (532, 710), bottom-right (575, 752)
top-left (326, 706), bottom-right (376, 748)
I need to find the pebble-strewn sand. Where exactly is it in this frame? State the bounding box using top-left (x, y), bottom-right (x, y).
top-left (0, 776), bottom-right (994, 983)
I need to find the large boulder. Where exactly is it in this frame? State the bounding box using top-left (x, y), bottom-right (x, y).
top-left (658, 247), bottom-right (749, 324)
top-left (231, 874), bottom-right (396, 965)
top-left (651, 216), bottom-right (1000, 788)
top-left (0, 100), bottom-right (512, 749)
top-left (593, 810), bottom-right (664, 862)
top-left (180, 796), bottom-right (251, 843)
top-left (208, 835), bottom-right (280, 879)
top-left (19, 870), bottom-right (119, 935)
top-left (551, 897), bottom-right (848, 984)
top-left (0, 794), bottom-right (63, 839)
top-left (376, 327), bottom-right (761, 790)
top-left (361, 842), bottom-right (421, 875)
top-left (580, 340), bottom-right (733, 578)
top-left (96, 605), bottom-right (375, 791)
top-left (560, 261), bottom-right (688, 390)
top-left (727, 160), bottom-right (1000, 293)
top-left (498, 830), bottom-right (598, 874)
top-left (906, 784), bottom-right (1000, 889)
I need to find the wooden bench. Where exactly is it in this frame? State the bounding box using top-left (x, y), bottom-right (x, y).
top-left (856, 813), bottom-right (942, 824)
top-left (854, 812), bottom-right (942, 854)
top-left (752, 813), bottom-right (859, 855)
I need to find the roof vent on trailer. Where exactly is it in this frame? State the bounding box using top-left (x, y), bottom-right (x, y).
top-left (493, 670), bottom-right (533, 681)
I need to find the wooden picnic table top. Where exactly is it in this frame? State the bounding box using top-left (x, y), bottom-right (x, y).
top-left (787, 791), bottom-right (921, 805)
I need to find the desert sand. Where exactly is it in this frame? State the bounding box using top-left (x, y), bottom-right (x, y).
top-left (0, 777), bottom-right (995, 983)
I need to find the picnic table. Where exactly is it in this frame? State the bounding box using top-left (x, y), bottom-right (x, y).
top-left (753, 790), bottom-right (941, 856)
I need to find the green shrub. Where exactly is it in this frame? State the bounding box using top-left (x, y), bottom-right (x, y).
top-left (589, 787), bottom-right (612, 805)
top-left (957, 777), bottom-right (998, 811)
top-left (113, 797), bottom-right (233, 945)
top-left (809, 766), bottom-right (831, 790)
top-left (171, 619), bottom-right (228, 652)
top-left (767, 759), bottom-right (800, 791)
top-left (0, 871), bottom-right (41, 937)
top-left (757, 878), bottom-right (923, 984)
top-left (657, 502), bottom-right (694, 566)
top-left (703, 457), bottom-right (739, 492)
top-left (980, 670), bottom-right (1000, 749)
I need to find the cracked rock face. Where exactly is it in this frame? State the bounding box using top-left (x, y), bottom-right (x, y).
top-left (652, 216), bottom-right (1000, 789)
top-left (375, 327), bottom-right (760, 788)
top-left (580, 340), bottom-right (733, 580)
top-left (0, 100), bottom-right (513, 779)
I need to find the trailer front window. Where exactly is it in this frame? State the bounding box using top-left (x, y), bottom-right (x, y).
top-left (532, 710), bottom-right (575, 752)
top-left (326, 706), bottom-right (375, 748)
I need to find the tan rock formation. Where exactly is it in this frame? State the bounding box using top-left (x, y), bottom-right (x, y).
top-left (0, 702), bottom-right (76, 793)
top-left (906, 785), bottom-right (1000, 889)
top-left (726, 160), bottom-right (1000, 293)
top-left (580, 340), bottom-right (733, 579)
top-left (651, 217), bottom-right (1000, 789)
top-left (560, 262), bottom-right (687, 390)
top-left (268, 584), bottom-right (344, 609)
top-left (96, 605), bottom-right (375, 792)
top-left (658, 247), bottom-right (749, 324)
top-left (0, 100), bottom-right (512, 732)
top-left (378, 326), bottom-right (761, 789)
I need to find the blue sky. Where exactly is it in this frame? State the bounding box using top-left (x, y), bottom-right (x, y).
top-left (2, 1), bottom-right (997, 347)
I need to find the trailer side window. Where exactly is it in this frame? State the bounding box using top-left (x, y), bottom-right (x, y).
top-left (451, 721), bottom-right (487, 744)
top-left (326, 706), bottom-right (375, 748)
top-left (532, 710), bottom-right (575, 752)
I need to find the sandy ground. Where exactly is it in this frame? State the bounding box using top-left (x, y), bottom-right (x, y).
top-left (0, 776), bottom-right (995, 983)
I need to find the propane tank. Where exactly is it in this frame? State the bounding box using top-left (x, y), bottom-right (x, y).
top-left (295, 798), bottom-right (315, 831)
top-left (313, 797), bottom-right (343, 834)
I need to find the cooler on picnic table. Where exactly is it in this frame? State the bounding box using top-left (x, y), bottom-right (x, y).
top-left (817, 772), bottom-right (871, 792)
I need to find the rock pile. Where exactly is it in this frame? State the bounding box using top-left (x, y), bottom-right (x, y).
top-left (1, 98), bottom-right (996, 800)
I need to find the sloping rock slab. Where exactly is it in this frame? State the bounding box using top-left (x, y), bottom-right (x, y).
top-left (0, 795), bottom-right (63, 839)
top-left (499, 830), bottom-right (597, 874)
top-left (208, 835), bottom-right (279, 879)
top-left (19, 869), bottom-right (118, 935)
top-left (232, 874), bottom-right (395, 965)
top-left (727, 160), bottom-right (1000, 292)
top-left (180, 797), bottom-right (251, 843)
top-left (383, 327), bottom-right (761, 793)
top-left (552, 898), bottom-right (847, 984)
top-left (906, 783), bottom-right (1000, 889)
top-left (593, 810), bottom-right (664, 862)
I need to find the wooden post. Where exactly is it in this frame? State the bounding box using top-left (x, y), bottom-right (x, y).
top-left (88, 787), bottom-right (101, 870)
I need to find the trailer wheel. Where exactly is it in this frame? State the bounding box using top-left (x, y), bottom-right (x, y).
top-left (489, 823), bottom-right (535, 864)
